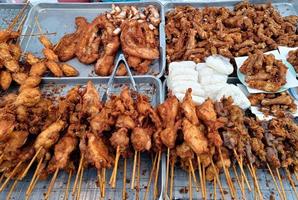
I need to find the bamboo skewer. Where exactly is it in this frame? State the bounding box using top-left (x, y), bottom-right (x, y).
top-left (248, 163), bottom-right (262, 200)
top-left (20, 147), bottom-right (42, 179)
top-left (6, 179), bottom-right (18, 200)
top-left (188, 159), bottom-right (200, 192)
top-left (110, 146), bottom-right (120, 188)
top-left (213, 178), bottom-right (217, 200)
top-left (266, 163), bottom-right (283, 200)
top-left (197, 156), bottom-right (205, 199)
top-left (136, 151), bottom-right (141, 200)
top-left (202, 166), bottom-right (207, 198)
top-left (169, 160), bottom-right (175, 200)
top-left (102, 168), bottom-right (106, 198)
top-left (276, 168), bottom-right (287, 200)
top-left (153, 151), bottom-right (161, 199)
top-left (285, 168), bottom-right (298, 199)
top-left (233, 149), bottom-right (252, 191)
top-left (144, 153), bottom-right (158, 200)
top-left (26, 173), bottom-right (40, 200)
top-left (7, 0), bottom-right (29, 31)
top-left (131, 150), bottom-right (138, 190)
top-left (26, 156), bottom-right (44, 195)
top-left (75, 167), bottom-right (84, 200)
top-left (211, 159), bottom-right (225, 200)
top-left (232, 164), bottom-right (245, 199)
top-left (63, 170), bottom-right (72, 200)
top-left (0, 173), bottom-right (4, 184)
top-left (122, 158), bottom-right (127, 200)
top-left (189, 167), bottom-right (192, 200)
top-left (0, 161), bottom-right (22, 191)
top-left (72, 155), bottom-right (84, 195)
top-left (45, 168), bottom-right (59, 200)
top-left (20, 32), bottom-right (57, 37)
top-left (218, 148), bottom-right (236, 198)
top-left (165, 148), bottom-right (170, 198)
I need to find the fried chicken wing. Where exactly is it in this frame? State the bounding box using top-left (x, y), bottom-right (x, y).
top-left (131, 127), bottom-right (152, 151)
top-left (60, 63), bottom-right (79, 77)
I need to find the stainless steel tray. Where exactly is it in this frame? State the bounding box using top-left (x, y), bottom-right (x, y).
top-left (20, 1), bottom-right (166, 78)
top-left (0, 3), bottom-right (30, 30)
top-left (162, 78), bottom-right (297, 200)
top-left (163, 0), bottom-right (298, 78)
top-left (0, 76), bottom-right (164, 200)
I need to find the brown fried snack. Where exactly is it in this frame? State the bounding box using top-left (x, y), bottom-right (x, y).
top-left (287, 49), bottom-right (298, 73)
top-left (240, 51), bottom-right (287, 92)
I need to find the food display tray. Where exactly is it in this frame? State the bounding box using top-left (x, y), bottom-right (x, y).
top-left (162, 78), bottom-right (298, 200)
top-left (20, 1), bottom-right (166, 78)
top-left (163, 0), bottom-right (298, 78)
top-left (0, 76), bottom-right (164, 200)
top-left (0, 3), bottom-right (30, 30)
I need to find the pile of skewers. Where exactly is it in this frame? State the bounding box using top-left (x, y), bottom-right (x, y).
top-left (0, 81), bottom-right (163, 200)
top-left (161, 89), bottom-right (298, 200)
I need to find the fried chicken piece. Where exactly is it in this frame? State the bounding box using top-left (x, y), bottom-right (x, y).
top-left (183, 119), bottom-right (208, 154)
top-left (120, 87), bottom-right (135, 114)
top-left (12, 72), bottom-right (28, 85)
top-left (287, 49), bottom-right (298, 72)
top-left (19, 76), bottom-right (41, 91)
top-left (248, 94), bottom-right (265, 106)
top-left (9, 44), bottom-right (22, 61)
top-left (94, 15), bottom-right (120, 76)
top-left (266, 147), bottom-right (281, 168)
top-left (25, 53), bottom-right (40, 65)
top-left (176, 142), bottom-right (194, 160)
top-left (43, 48), bottom-right (59, 62)
top-left (160, 121), bottom-right (180, 149)
top-left (34, 120), bottom-right (65, 157)
top-left (82, 81), bottom-right (102, 118)
top-left (261, 94), bottom-right (293, 106)
top-left (181, 89), bottom-right (199, 125)
top-left (3, 131), bottom-right (28, 155)
top-left (250, 137), bottom-right (266, 162)
top-left (90, 107), bottom-right (114, 135)
top-left (131, 127), bottom-right (152, 151)
top-left (29, 62), bottom-right (47, 76)
top-left (86, 132), bottom-right (114, 169)
top-left (216, 147), bottom-right (231, 169)
top-left (206, 164), bottom-right (218, 181)
top-left (47, 129), bottom-right (78, 173)
top-left (0, 70), bottom-right (12, 90)
top-left (60, 63), bottom-right (79, 77)
top-left (0, 119), bottom-right (14, 141)
top-left (109, 128), bottom-right (129, 153)
top-left (55, 17), bottom-right (88, 62)
top-left (15, 87), bottom-right (41, 107)
top-left (116, 114), bottom-right (136, 129)
top-left (157, 93), bottom-right (179, 127)
top-left (45, 61), bottom-right (63, 77)
top-left (39, 35), bottom-right (53, 49)
top-left (197, 99), bottom-right (217, 123)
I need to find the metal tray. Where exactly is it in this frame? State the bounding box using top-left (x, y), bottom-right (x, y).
top-left (20, 1), bottom-right (166, 78)
top-left (163, 0), bottom-right (298, 78)
top-left (0, 76), bottom-right (164, 200)
top-left (0, 3), bottom-right (30, 30)
top-left (162, 78), bottom-right (297, 200)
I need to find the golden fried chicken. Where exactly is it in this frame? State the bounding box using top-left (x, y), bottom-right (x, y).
top-left (29, 62), bottom-right (47, 76)
top-left (176, 142), bottom-right (194, 160)
top-left (3, 131), bottom-right (28, 153)
top-left (109, 128), bottom-right (129, 153)
top-left (181, 89), bottom-right (199, 125)
top-left (43, 48), bottom-right (59, 62)
top-left (157, 93), bottom-right (179, 128)
top-left (287, 48), bottom-right (298, 72)
top-left (15, 87), bottom-right (41, 107)
top-left (131, 127), bottom-right (152, 151)
top-left (160, 121), bottom-right (180, 149)
top-left (39, 35), bottom-right (53, 49)
top-left (0, 70), bottom-right (12, 90)
top-left (182, 119), bottom-right (208, 154)
top-left (82, 81), bottom-right (102, 117)
top-left (60, 63), bottom-right (79, 77)
top-left (85, 132), bottom-right (114, 169)
top-left (116, 114), bottom-right (136, 129)
top-left (45, 61), bottom-right (63, 77)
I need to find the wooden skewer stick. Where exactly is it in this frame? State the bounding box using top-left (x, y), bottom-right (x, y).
top-left (232, 164), bottom-right (246, 199)
top-left (0, 161), bottom-right (22, 191)
top-left (76, 167), bottom-right (84, 200)
top-left (26, 156), bottom-right (44, 195)
top-left (7, 1), bottom-right (29, 31)
top-left (6, 179), bottom-right (18, 200)
top-left (131, 150), bottom-right (138, 190)
top-left (20, 32), bottom-right (57, 37)
top-left (110, 146), bottom-right (120, 188)
top-left (213, 178), bottom-right (217, 200)
top-left (197, 156), bottom-right (205, 199)
top-left (211, 159), bottom-right (225, 200)
top-left (285, 168), bottom-right (298, 199)
top-left (26, 173), bottom-right (40, 200)
top-left (45, 168), bottom-right (59, 200)
top-left (189, 166), bottom-right (192, 200)
top-left (202, 166), bottom-right (207, 198)
top-left (63, 170), bottom-right (72, 200)
top-left (276, 168), bottom-right (287, 200)
top-left (34, 16), bottom-right (43, 35)
top-left (72, 155), bottom-right (84, 195)
top-left (266, 163), bottom-right (283, 200)
top-left (294, 170), bottom-right (298, 181)
top-left (20, 147), bottom-right (42, 179)
top-left (248, 163), bottom-right (262, 200)
top-left (122, 158), bottom-right (127, 200)
top-left (169, 160), bottom-right (175, 200)
top-left (218, 148), bottom-right (236, 198)
top-left (0, 173), bottom-right (4, 184)
top-left (188, 158), bottom-right (200, 192)
top-left (233, 149), bottom-right (252, 191)
top-left (165, 148), bottom-right (170, 198)
top-left (144, 153), bottom-right (158, 200)
top-left (102, 168), bottom-right (106, 198)
top-left (153, 151), bottom-right (161, 199)
top-left (136, 151), bottom-right (141, 200)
